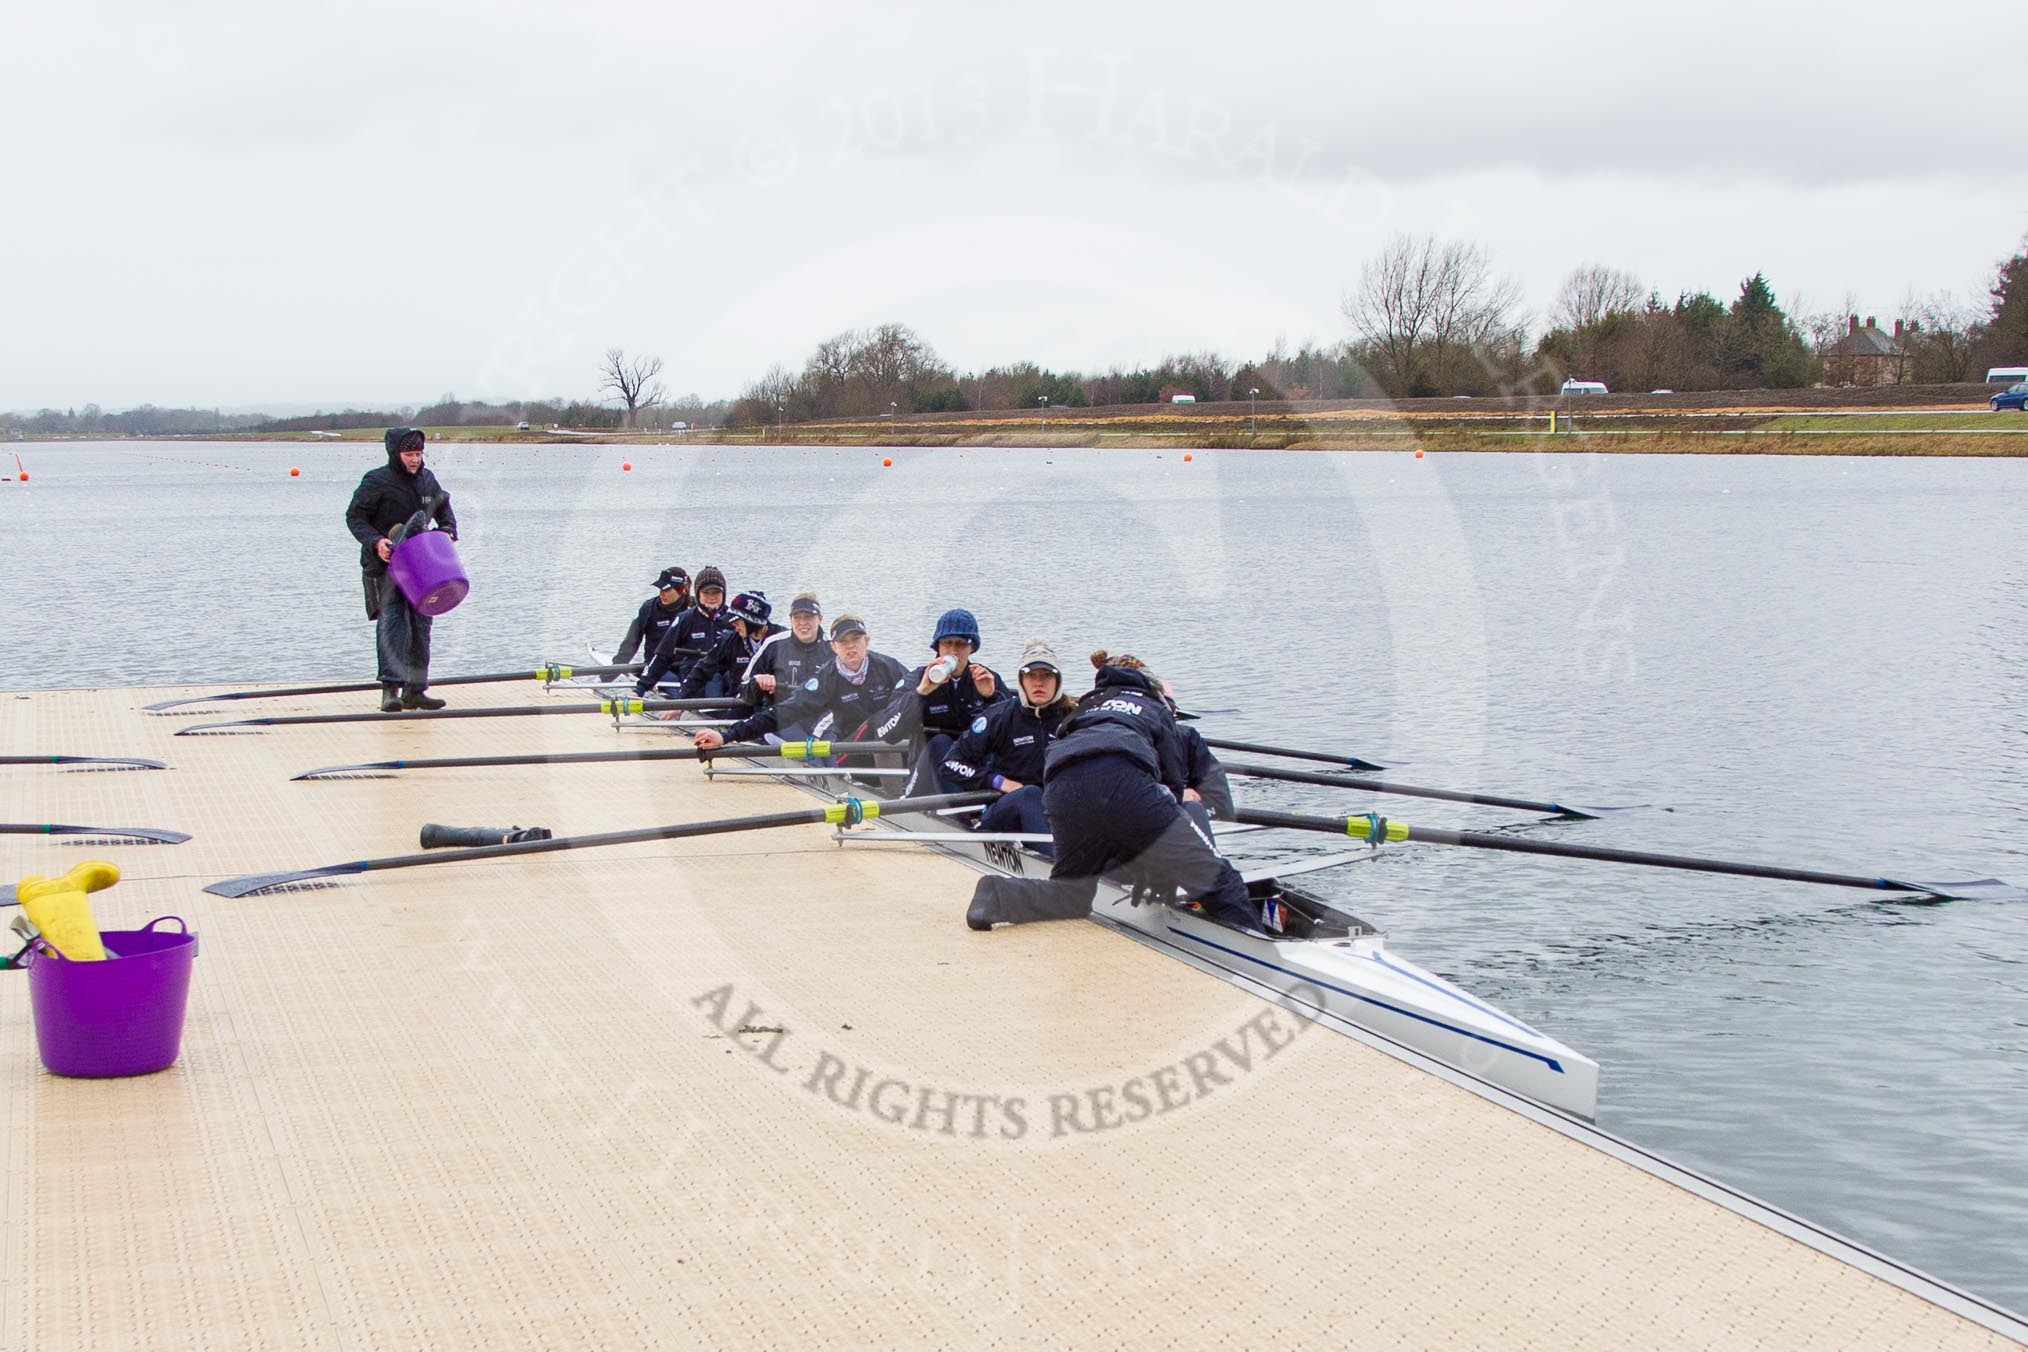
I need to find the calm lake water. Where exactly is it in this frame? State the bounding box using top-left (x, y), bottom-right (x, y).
top-left (6, 440), bottom-right (2026, 1313)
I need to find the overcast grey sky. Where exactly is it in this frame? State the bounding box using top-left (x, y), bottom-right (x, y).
top-left (5, 0), bottom-right (2021, 410)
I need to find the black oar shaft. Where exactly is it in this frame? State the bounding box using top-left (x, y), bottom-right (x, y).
top-left (1233, 807), bottom-right (1911, 894)
top-left (179, 699), bottom-right (745, 735)
top-left (1225, 761), bottom-right (1579, 817)
top-left (1199, 736), bottom-right (1386, 772)
top-left (292, 741), bottom-right (903, 779)
top-left (141, 655), bottom-right (705, 711)
top-left (205, 790), bottom-right (993, 897)
top-left (0, 823), bottom-right (191, 844)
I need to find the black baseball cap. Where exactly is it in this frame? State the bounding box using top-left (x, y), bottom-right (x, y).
top-left (654, 567), bottom-right (689, 591)
top-left (829, 614), bottom-right (867, 640)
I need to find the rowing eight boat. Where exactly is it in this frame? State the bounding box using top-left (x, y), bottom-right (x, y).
top-left (682, 734), bottom-right (1602, 1120)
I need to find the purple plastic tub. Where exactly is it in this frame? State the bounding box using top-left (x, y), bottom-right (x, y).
top-left (386, 529), bottom-right (470, 616)
top-left (27, 916), bottom-right (198, 1078)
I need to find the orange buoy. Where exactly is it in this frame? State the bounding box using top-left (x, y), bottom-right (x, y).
top-left (1414, 449), bottom-right (1424, 459)
top-left (289, 467), bottom-right (300, 477)
top-left (881, 457), bottom-right (892, 467)
top-left (1183, 453), bottom-right (1193, 462)
top-left (622, 461), bottom-right (633, 471)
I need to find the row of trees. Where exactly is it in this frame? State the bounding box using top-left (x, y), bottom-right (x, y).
top-left (12, 239), bottom-right (2024, 435)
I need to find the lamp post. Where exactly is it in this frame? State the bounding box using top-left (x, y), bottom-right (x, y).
top-left (775, 403), bottom-right (784, 443)
top-left (1249, 387), bottom-right (1259, 435)
top-left (1038, 394), bottom-right (1048, 434)
top-left (890, 401), bottom-right (899, 438)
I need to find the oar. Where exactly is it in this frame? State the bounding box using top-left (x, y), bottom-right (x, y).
top-left (292, 739), bottom-right (905, 780)
top-left (1197, 736), bottom-right (1388, 773)
top-left (1223, 761), bottom-right (1657, 820)
top-left (0, 755), bottom-right (167, 771)
top-left (0, 823), bottom-right (191, 845)
top-left (1231, 807), bottom-right (2026, 902)
top-left (141, 655), bottom-right (703, 712)
top-left (205, 789), bottom-right (995, 898)
top-left (177, 696), bottom-right (748, 735)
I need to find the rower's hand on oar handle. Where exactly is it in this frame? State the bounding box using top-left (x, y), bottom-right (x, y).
top-left (375, 537), bottom-right (393, 562)
top-left (753, 674), bottom-right (777, 695)
top-left (692, 729), bottom-right (725, 751)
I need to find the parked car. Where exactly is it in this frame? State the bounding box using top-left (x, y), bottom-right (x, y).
top-left (1560, 379), bottom-right (1608, 396)
top-left (515, 421), bottom-right (531, 430)
top-left (1992, 382), bottom-right (2028, 412)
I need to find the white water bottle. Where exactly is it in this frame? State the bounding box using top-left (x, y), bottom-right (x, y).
top-left (928, 656), bottom-right (958, 685)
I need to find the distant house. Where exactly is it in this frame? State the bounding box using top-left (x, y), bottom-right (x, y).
top-left (1822, 315), bottom-right (1909, 387)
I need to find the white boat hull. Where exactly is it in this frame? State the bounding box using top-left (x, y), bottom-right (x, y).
top-left (717, 753), bottom-right (1601, 1119)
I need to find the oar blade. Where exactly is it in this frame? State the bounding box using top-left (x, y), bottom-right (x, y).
top-left (291, 762), bottom-right (401, 781)
top-left (204, 865), bottom-right (355, 898)
top-left (1887, 877), bottom-right (2028, 903)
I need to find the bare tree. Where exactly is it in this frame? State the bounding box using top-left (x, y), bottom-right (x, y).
top-left (1905, 291), bottom-right (1979, 383)
top-left (599, 348), bottom-right (665, 427)
top-left (1344, 234), bottom-right (1522, 394)
top-left (1552, 265), bottom-right (1644, 331)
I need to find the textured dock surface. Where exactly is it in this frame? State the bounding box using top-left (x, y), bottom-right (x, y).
top-left (2, 683), bottom-right (2021, 1348)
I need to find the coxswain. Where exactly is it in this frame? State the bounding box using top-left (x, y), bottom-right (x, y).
top-left (939, 639), bottom-right (1076, 851)
top-left (343, 427), bottom-right (459, 711)
top-left (693, 614), bottom-right (911, 751)
top-left (611, 566), bottom-right (690, 678)
top-left (675, 591), bottom-right (780, 704)
top-left (964, 652), bottom-right (1255, 933)
top-left (878, 607), bottom-right (1009, 794)
top-left (636, 564), bottom-right (732, 695)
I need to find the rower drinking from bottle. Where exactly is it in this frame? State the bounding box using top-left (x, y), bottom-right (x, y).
top-left (877, 607), bottom-right (1008, 795)
top-left (939, 638), bottom-right (1076, 852)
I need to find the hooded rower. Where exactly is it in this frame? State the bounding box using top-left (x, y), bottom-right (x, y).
top-left (676, 591), bottom-right (780, 704)
top-left (939, 638), bottom-right (1077, 851)
top-left (964, 651), bottom-right (1254, 933)
top-left (612, 567), bottom-right (690, 673)
top-left (344, 427), bottom-right (459, 711)
top-left (878, 607), bottom-right (1009, 794)
top-left (694, 613), bottom-right (911, 751)
top-left (636, 564), bottom-right (732, 694)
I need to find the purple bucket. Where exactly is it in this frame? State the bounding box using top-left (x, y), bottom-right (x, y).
top-left (27, 916), bottom-right (198, 1078)
top-left (386, 529), bottom-right (470, 616)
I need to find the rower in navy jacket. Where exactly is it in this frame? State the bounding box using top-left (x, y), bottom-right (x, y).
top-left (742, 592), bottom-right (832, 706)
top-left (675, 591), bottom-right (780, 705)
top-left (611, 566), bottom-right (690, 672)
top-left (878, 607), bottom-right (1008, 794)
top-left (637, 564), bottom-right (733, 695)
top-left (939, 638), bottom-right (1076, 851)
top-left (965, 652), bottom-right (1254, 933)
top-left (692, 614), bottom-right (911, 751)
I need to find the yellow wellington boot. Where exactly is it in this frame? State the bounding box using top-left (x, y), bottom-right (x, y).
top-left (16, 860), bottom-right (120, 961)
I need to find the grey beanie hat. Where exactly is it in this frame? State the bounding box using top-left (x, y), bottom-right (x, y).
top-left (1015, 638), bottom-right (1061, 676)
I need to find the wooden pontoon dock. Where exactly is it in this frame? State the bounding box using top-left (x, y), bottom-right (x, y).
top-left (3, 684), bottom-right (2022, 1348)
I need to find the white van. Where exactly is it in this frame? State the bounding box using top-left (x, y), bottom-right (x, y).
top-left (1985, 367), bottom-right (2028, 384)
top-left (1170, 393), bottom-right (1197, 404)
top-left (1560, 379), bottom-right (1608, 396)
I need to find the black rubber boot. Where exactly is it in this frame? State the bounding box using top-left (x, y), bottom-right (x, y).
top-left (966, 876), bottom-right (1000, 931)
top-left (379, 683), bottom-right (402, 713)
top-left (401, 687), bottom-right (448, 711)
